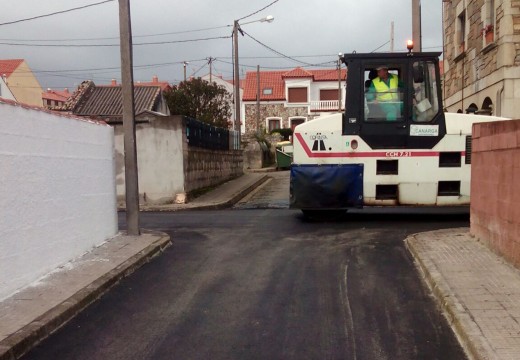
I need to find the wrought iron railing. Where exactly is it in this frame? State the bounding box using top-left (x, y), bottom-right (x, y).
top-left (185, 117), bottom-right (239, 150)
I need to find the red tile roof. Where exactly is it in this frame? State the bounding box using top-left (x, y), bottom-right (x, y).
top-left (42, 88), bottom-right (71, 102)
top-left (243, 71), bottom-right (285, 101)
top-left (108, 76), bottom-right (171, 91)
top-left (0, 59), bottom-right (24, 78)
top-left (282, 67), bottom-right (314, 78)
top-left (243, 67), bottom-right (347, 101)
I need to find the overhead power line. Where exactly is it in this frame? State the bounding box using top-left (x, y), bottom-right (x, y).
top-left (241, 29), bottom-right (335, 67)
top-left (0, 0), bottom-right (115, 27)
top-left (237, 0), bottom-right (280, 22)
top-left (0, 24), bottom-right (233, 42)
top-left (0, 35), bottom-right (231, 47)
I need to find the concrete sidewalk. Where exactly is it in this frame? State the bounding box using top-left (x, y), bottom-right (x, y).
top-left (0, 172), bottom-right (271, 360)
top-left (0, 231), bottom-right (171, 360)
top-left (406, 228), bottom-right (520, 360)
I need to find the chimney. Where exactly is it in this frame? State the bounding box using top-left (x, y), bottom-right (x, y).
top-left (47, 88), bottom-right (52, 92)
top-left (152, 75), bottom-right (159, 83)
top-left (64, 88), bottom-right (69, 93)
top-left (111, 79), bottom-right (117, 86)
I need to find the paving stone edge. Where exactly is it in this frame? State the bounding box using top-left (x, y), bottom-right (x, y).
top-left (405, 232), bottom-right (494, 360)
top-left (0, 231), bottom-right (171, 360)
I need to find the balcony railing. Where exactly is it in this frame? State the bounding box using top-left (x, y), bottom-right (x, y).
top-left (310, 100), bottom-right (344, 112)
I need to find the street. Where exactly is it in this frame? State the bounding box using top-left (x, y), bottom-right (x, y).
top-left (21, 171), bottom-right (468, 360)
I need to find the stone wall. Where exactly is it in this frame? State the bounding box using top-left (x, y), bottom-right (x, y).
top-left (184, 148), bottom-right (243, 194)
top-left (470, 119), bottom-right (520, 267)
top-left (244, 103), bottom-right (310, 134)
top-left (443, 0), bottom-right (513, 115)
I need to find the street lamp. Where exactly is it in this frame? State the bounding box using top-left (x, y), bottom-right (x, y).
top-left (233, 15), bottom-right (274, 145)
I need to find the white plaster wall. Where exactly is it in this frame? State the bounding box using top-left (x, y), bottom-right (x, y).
top-left (0, 100), bottom-right (117, 300)
top-left (114, 116), bottom-right (185, 204)
top-left (310, 80), bottom-right (345, 101)
top-left (0, 77), bottom-right (15, 101)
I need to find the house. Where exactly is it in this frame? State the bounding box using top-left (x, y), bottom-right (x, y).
top-left (112, 75), bottom-right (172, 92)
top-left (0, 59), bottom-right (43, 106)
top-left (242, 67), bottom-right (346, 134)
top-left (0, 75), bottom-right (15, 101)
top-left (442, 0), bottom-right (520, 117)
top-left (42, 88), bottom-right (71, 109)
top-left (64, 79), bottom-right (170, 123)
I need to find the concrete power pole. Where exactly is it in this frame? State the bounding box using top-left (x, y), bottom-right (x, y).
top-left (118, 0), bottom-right (140, 235)
top-left (390, 21), bottom-right (395, 52)
top-left (233, 20), bottom-right (241, 144)
top-left (208, 57), bottom-right (214, 82)
top-left (337, 53), bottom-right (342, 111)
top-left (256, 65), bottom-right (260, 134)
top-left (412, 0), bottom-right (422, 52)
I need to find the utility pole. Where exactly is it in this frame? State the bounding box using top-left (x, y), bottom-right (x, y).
top-left (256, 65), bottom-right (260, 134)
top-left (338, 53), bottom-right (342, 111)
top-left (233, 20), bottom-right (241, 144)
top-left (390, 21), bottom-right (395, 52)
top-left (118, 0), bottom-right (139, 235)
top-left (208, 57), bottom-right (214, 82)
top-left (412, 0), bottom-right (422, 52)
top-left (183, 61), bottom-right (188, 82)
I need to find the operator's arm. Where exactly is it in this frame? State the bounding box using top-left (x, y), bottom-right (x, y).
top-left (366, 81), bottom-right (376, 101)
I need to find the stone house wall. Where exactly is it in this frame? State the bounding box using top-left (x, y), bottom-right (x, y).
top-left (243, 103), bottom-right (312, 134)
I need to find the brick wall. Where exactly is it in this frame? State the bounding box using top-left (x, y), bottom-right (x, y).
top-left (470, 119), bottom-right (520, 267)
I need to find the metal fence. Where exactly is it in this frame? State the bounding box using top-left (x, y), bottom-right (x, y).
top-left (186, 117), bottom-right (240, 150)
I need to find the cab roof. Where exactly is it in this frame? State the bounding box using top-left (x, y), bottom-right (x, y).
top-left (341, 52), bottom-right (441, 65)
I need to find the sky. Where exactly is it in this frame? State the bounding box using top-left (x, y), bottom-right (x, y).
top-left (0, 0), bottom-right (443, 91)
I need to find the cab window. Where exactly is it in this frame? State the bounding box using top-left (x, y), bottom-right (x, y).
top-left (412, 61), bottom-right (439, 122)
top-left (363, 66), bottom-right (404, 122)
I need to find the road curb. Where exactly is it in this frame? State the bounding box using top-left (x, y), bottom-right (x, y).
top-left (404, 232), bottom-right (494, 360)
top-left (140, 174), bottom-right (270, 212)
top-left (185, 174), bottom-right (270, 211)
top-left (0, 231), bottom-right (171, 360)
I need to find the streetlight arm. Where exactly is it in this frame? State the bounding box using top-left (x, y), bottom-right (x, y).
top-left (232, 15), bottom-right (274, 141)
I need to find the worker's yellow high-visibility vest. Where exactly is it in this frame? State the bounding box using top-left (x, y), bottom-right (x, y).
top-left (373, 74), bottom-right (399, 101)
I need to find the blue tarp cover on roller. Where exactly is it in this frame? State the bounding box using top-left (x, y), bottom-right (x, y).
top-left (290, 164), bottom-right (364, 209)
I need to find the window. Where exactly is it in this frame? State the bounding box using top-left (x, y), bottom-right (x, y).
top-left (319, 89), bottom-right (338, 101)
top-left (483, 0), bottom-right (495, 45)
top-left (288, 87), bottom-right (307, 103)
top-left (263, 88), bottom-right (273, 95)
top-left (457, 11), bottom-right (466, 54)
top-left (412, 61), bottom-right (440, 122)
top-left (290, 117), bottom-right (305, 130)
top-left (363, 66), bottom-right (404, 122)
top-left (267, 118), bottom-right (281, 132)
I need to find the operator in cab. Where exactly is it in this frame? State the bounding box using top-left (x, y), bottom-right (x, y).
top-left (366, 65), bottom-right (404, 121)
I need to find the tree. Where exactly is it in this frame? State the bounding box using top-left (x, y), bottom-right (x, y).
top-left (164, 78), bottom-right (232, 128)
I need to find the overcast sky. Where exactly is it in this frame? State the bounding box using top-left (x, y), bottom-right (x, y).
top-left (0, 0), bottom-right (443, 91)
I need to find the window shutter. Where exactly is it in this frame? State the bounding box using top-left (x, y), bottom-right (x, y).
top-left (288, 88), bottom-right (308, 103)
